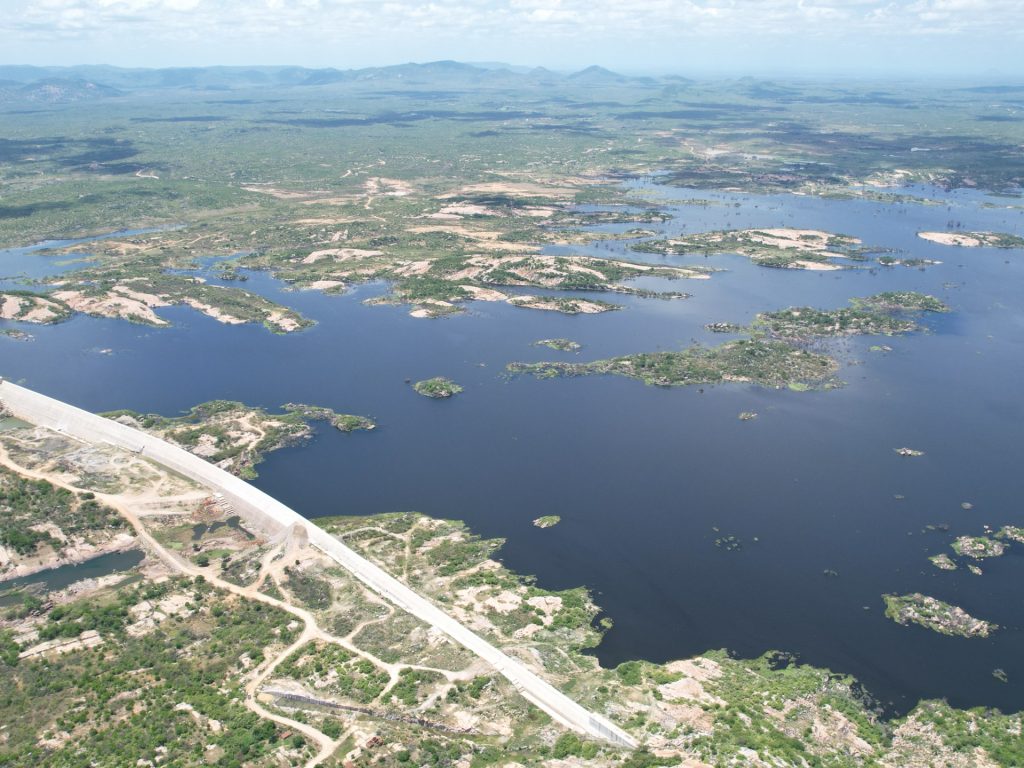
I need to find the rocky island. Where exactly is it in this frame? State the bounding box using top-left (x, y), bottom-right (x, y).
top-left (883, 593), bottom-right (997, 638)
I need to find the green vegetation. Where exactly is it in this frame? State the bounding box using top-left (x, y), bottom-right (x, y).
top-left (0, 467), bottom-right (124, 560)
top-left (277, 641), bottom-right (389, 704)
top-left (103, 399), bottom-right (373, 477)
top-left (907, 700), bottom-right (1024, 766)
top-left (0, 630), bottom-right (19, 667)
top-left (706, 322), bottom-right (744, 333)
top-left (552, 731), bottom-right (601, 760)
top-left (4, 67), bottom-right (1024, 767)
top-left (0, 66), bottom-right (1019, 334)
top-left (754, 292), bottom-right (947, 340)
top-left (283, 566), bottom-right (333, 610)
top-left (509, 295), bottom-right (624, 314)
top-left (413, 377), bottom-right (463, 399)
top-left (534, 338), bottom-right (581, 352)
top-left (509, 338), bottom-right (839, 390)
top-left (951, 535), bottom-right (1006, 559)
top-left (852, 292), bottom-right (950, 313)
top-left (883, 593), bottom-right (997, 638)
top-left (675, 650), bottom-right (889, 766)
top-left (980, 233), bottom-right (1024, 248)
top-left (55, 273), bottom-right (311, 333)
top-left (281, 403), bottom-right (376, 432)
top-left (929, 553), bottom-right (957, 570)
top-left (318, 512), bottom-right (606, 656)
top-left (532, 515), bottom-right (561, 529)
top-left (389, 668), bottom-right (444, 707)
top-left (996, 525), bottom-right (1024, 543)
top-left (632, 227), bottom-right (878, 268)
top-left (551, 209), bottom-right (672, 227)
top-left (920, 231), bottom-right (1024, 248)
top-left (0, 577), bottom-right (309, 767)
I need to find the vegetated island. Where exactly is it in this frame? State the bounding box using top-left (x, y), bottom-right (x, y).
top-left (951, 535), bottom-right (1006, 559)
top-left (348, 252), bottom-right (701, 318)
top-left (3, 277), bottom-right (310, 333)
top-left (752, 292), bottom-right (948, 340)
top-left (53, 275), bottom-right (312, 334)
top-left (547, 208), bottom-right (674, 228)
top-left (506, 294), bottom-right (622, 315)
top-left (534, 338), bottom-right (581, 352)
top-left (413, 377), bottom-right (463, 398)
top-left (532, 515), bottom-right (561, 529)
top-left (918, 231), bottom-right (1024, 248)
top-left (4, 274), bottom-right (309, 333)
top-left (103, 400), bottom-right (374, 479)
top-left (632, 227), bottom-right (884, 269)
top-left (0, 329), bottom-right (32, 341)
top-left (883, 593), bottom-right (997, 638)
top-left (929, 553), bottom-right (957, 571)
top-left (996, 525), bottom-right (1024, 543)
top-left (3, 414), bottom-right (1024, 766)
top-left (509, 338), bottom-right (840, 390)
top-left (509, 292), bottom-right (948, 392)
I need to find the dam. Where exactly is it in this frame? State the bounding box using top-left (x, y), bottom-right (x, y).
top-left (0, 378), bottom-right (636, 748)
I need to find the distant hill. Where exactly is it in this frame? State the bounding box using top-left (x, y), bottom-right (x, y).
top-left (347, 60), bottom-right (523, 86)
top-left (0, 77), bottom-right (123, 104)
top-left (0, 62), bottom-right (673, 98)
top-left (567, 65), bottom-right (631, 84)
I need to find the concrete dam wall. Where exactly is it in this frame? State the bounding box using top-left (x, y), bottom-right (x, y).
top-left (0, 379), bottom-right (636, 748)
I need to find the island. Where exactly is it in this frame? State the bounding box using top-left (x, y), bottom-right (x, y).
top-left (0, 291), bottom-right (72, 324)
top-left (753, 292), bottom-right (948, 340)
top-left (509, 338), bottom-right (840, 390)
top-left (632, 228), bottom-right (879, 269)
top-left (929, 553), bottom-right (957, 571)
top-left (508, 292), bottom-right (948, 393)
top-left (534, 338), bottom-right (581, 352)
top-left (951, 535), bottom-right (1006, 559)
top-left (918, 231), bottom-right (1024, 248)
top-left (997, 525), bottom-right (1024, 543)
top-left (883, 593), bottom-right (997, 638)
top-left (413, 377), bottom-right (463, 398)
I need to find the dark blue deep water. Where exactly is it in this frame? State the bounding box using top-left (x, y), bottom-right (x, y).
top-left (2, 183), bottom-right (1023, 715)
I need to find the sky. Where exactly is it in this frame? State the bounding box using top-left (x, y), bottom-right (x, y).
top-left (2, 0), bottom-right (1023, 77)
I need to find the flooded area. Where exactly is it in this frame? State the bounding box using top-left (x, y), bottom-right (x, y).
top-left (2, 182), bottom-right (1023, 714)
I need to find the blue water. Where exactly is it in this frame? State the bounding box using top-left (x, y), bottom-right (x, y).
top-left (0, 227), bottom-right (176, 285)
top-left (1, 184), bottom-right (1023, 714)
top-left (0, 550), bottom-right (144, 606)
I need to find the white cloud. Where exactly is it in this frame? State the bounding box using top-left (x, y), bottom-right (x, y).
top-left (1, 0), bottom-right (1022, 71)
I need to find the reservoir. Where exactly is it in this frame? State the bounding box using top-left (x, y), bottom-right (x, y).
top-left (2, 182), bottom-right (1022, 715)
